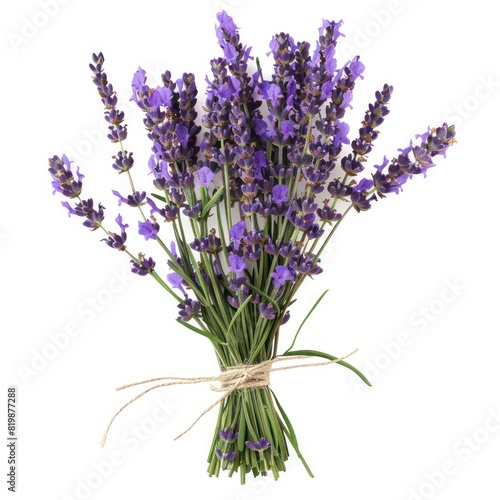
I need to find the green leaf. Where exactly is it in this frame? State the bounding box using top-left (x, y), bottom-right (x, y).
top-left (226, 293), bottom-right (253, 336)
top-left (245, 282), bottom-right (280, 313)
top-left (150, 193), bottom-right (167, 203)
top-left (281, 349), bottom-right (372, 386)
top-left (175, 318), bottom-right (227, 345)
top-left (237, 403), bottom-right (247, 452)
top-left (202, 186), bottom-right (225, 219)
top-left (283, 289), bottom-right (329, 354)
top-left (271, 390), bottom-right (314, 478)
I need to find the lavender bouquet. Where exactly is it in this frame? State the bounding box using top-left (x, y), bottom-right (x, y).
top-left (48, 12), bottom-right (455, 483)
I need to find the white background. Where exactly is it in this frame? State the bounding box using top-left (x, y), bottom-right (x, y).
top-left (2, 0), bottom-right (499, 499)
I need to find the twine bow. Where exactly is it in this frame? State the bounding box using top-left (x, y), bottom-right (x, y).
top-left (99, 348), bottom-right (358, 447)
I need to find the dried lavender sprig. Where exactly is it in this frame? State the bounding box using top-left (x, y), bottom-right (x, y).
top-left (89, 52), bottom-right (128, 142)
top-left (49, 155), bottom-right (181, 302)
top-left (308, 123), bottom-right (457, 268)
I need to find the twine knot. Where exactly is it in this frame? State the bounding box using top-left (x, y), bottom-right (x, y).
top-left (212, 362), bottom-right (271, 392)
top-left (99, 349), bottom-right (358, 447)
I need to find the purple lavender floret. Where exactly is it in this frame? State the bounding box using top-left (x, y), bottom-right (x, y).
top-left (229, 220), bottom-right (247, 242)
top-left (103, 214), bottom-right (128, 251)
top-left (228, 253), bottom-right (246, 278)
top-left (219, 427), bottom-right (239, 442)
top-left (112, 190), bottom-right (146, 207)
top-left (351, 179), bottom-right (376, 212)
top-left (62, 198), bottom-right (106, 231)
top-left (182, 201), bottom-right (202, 219)
top-left (306, 224), bottom-right (325, 240)
top-left (271, 184), bottom-right (289, 204)
top-left (49, 155), bottom-right (84, 198)
top-left (167, 272), bottom-right (187, 297)
top-left (196, 166), bottom-right (214, 188)
top-left (327, 178), bottom-right (352, 198)
top-left (81, 204), bottom-right (105, 230)
top-left (112, 151), bottom-right (134, 173)
top-left (297, 253), bottom-right (322, 276)
top-left (317, 203), bottom-right (341, 223)
top-left (259, 302), bottom-right (277, 320)
top-left (286, 207), bottom-right (316, 231)
top-left (177, 298), bottom-right (201, 322)
top-left (215, 449), bottom-right (237, 461)
top-left (190, 234), bottom-right (222, 253)
top-left (277, 241), bottom-right (301, 260)
top-left (131, 256), bottom-right (156, 276)
top-left (272, 265), bottom-right (296, 287)
top-left (245, 438), bottom-right (271, 451)
top-left (138, 220), bottom-right (159, 240)
top-left (147, 197), bottom-right (179, 222)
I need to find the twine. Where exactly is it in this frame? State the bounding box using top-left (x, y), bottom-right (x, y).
top-left (99, 349), bottom-right (358, 447)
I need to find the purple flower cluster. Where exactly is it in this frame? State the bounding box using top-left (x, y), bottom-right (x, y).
top-left (89, 52), bottom-right (129, 145)
top-left (156, 16), bottom-right (362, 317)
top-left (49, 155), bottom-right (107, 230)
top-left (49, 11), bottom-right (455, 329)
top-left (131, 66), bottom-right (203, 222)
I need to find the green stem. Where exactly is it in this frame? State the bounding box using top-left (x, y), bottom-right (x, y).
top-left (221, 139), bottom-right (233, 229)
